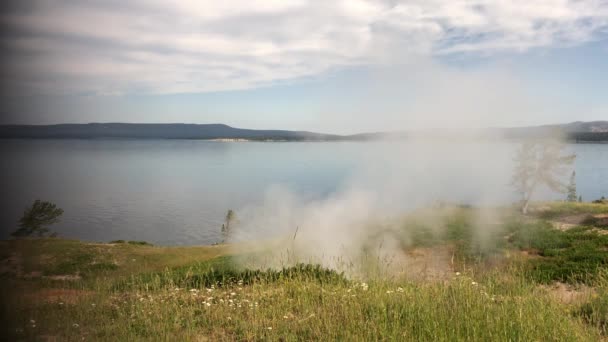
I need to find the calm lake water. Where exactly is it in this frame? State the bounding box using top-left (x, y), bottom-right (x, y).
top-left (1, 140), bottom-right (606, 245)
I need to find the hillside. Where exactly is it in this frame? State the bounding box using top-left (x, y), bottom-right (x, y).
top-left (0, 121), bottom-right (606, 141)
top-left (497, 121), bottom-right (608, 141)
top-left (0, 123), bottom-right (341, 141)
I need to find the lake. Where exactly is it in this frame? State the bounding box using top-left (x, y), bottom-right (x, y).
top-left (1, 140), bottom-right (606, 245)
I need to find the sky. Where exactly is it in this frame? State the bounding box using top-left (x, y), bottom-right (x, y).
top-left (0, 0), bottom-right (607, 134)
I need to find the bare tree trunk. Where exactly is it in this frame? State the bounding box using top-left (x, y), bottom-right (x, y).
top-left (522, 199), bottom-right (530, 215)
top-left (521, 182), bottom-right (537, 216)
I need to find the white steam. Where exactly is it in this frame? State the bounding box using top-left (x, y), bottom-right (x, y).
top-left (227, 139), bottom-right (530, 278)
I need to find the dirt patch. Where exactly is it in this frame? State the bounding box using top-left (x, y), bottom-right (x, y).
top-left (542, 282), bottom-right (595, 305)
top-left (551, 222), bottom-right (578, 231)
top-left (559, 214), bottom-right (589, 224)
top-left (549, 213), bottom-right (588, 231)
top-left (590, 228), bottom-right (608, 236)
top-left (590, 214), bottom-right (608, 227)
top-left (45, 274), bottom-right (82, 281)
top-left (518, 249), bottom-right (542, 258)
top-left (387, 246), bottom-right (455, 282)
top-left (0, 253), bottom-right (23, 276)
top-left (39, 254), bottom-right (55, 264)
top-left (25, 289), bottom-right (93, 305)
top-left (23, 271), bottom-right (43, 278)
top-left (550, 213), bottom-right (608, 231)
top-left (87, 243), bottom-right (116, 247)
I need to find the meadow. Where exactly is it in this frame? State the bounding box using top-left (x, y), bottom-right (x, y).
top-left (1, 202), bottom-right (608, 341)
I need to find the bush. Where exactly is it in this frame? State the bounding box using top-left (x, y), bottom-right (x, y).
top-left (110, 240), bottom-right (153, 246)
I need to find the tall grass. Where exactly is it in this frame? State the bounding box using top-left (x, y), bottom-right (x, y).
top-left (1, 256), bottom-right (602, 341)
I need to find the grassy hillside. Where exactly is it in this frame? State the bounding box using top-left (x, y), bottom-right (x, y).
top-left (1, 202), bottom-right (607, 341)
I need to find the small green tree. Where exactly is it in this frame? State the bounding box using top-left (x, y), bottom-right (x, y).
top-left (566, 171), bottom-right (577, 202)
top-left (221, 209), bottom-right (235, 242)
top-left (12, 200), bottom-right (63, 237)
top-left (511, 141), bottom-right (576, 214)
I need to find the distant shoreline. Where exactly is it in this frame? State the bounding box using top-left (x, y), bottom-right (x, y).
top-left (0, 122), bottom-right (607, 142)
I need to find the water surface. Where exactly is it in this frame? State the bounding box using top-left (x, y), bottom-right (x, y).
top-left (0, 140), bottom-right (606, 245)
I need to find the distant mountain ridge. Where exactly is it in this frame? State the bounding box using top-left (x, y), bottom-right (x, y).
top-left (0, 123), bottom-right (341, 141)
top-left (0, 121), bottom-right (606, 142)
top-left (495, 121), bottom-right (608, 142)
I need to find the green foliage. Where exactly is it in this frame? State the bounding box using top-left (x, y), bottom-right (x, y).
top-left (593, 196), bottom-right (607, 204)
top-left (508, 222), bottom-right (608, 284)
top-left (12, 200), bottom-right (64, 237)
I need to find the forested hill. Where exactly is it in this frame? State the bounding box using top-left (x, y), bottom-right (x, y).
top-left (0, 123), bottom-right (341, 141)
top-left (0, 121), bottom-right (606, 141)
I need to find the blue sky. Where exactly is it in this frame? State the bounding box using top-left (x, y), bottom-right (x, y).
top-left (1, 1), bottom-right (607, 134)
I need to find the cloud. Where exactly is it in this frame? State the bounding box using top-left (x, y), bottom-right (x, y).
top-left (1, 0), bottom-right (607, 95)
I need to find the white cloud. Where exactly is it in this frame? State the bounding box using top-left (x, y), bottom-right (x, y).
top-left (1, 0), bottom-right (607, 95)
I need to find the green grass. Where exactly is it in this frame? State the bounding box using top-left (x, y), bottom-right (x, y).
top-left (115, 256), bottom-right (349, 291)
top-left (2, 202), bottom-right (608, 340)
top-left (1, 256), bottom-right (601, 341)
top-left (506, 221), bottom-right (608, 284)
top-left (575, 291), bottom-right (608, 335)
